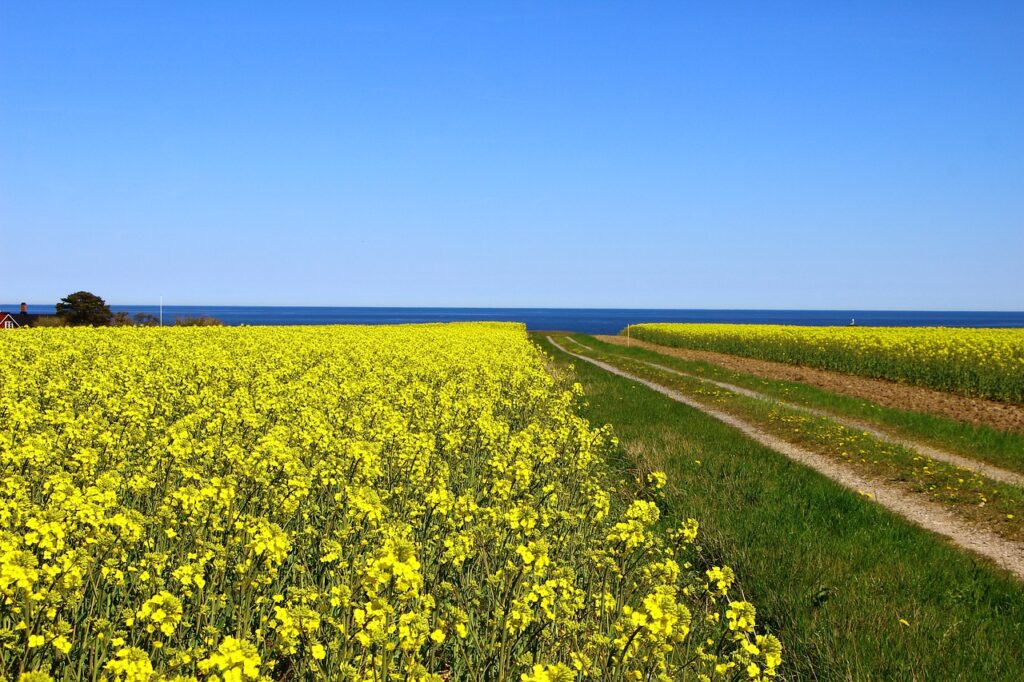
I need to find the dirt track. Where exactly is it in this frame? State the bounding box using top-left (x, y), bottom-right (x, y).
top-left (597, 335), bottom-right (1024, 433)
top-left (547, 336), bottom-right (1024, 580)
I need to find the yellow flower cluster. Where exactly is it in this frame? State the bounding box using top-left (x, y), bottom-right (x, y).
top-left (630, 323), bottom-right (1024, 403)
top-left (0, 323), bottom-right (779, 680)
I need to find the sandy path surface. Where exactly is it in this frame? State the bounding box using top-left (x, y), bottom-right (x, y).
top-left (547, 336), bottom-right (1024, 580)
top-left (596, 335), bottom-right (1024, 434)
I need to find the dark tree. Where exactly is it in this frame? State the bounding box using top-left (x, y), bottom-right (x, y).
top-left (111, 311), bottom-right (133, 326)
top-left (133, 312), bottom-right (160, 327)
top-left (55, 291), bottom-right (113, 326)
top-left (174, 315), bottom-right (223, 327)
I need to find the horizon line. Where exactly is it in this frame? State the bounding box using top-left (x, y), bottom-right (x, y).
top-left (7, 303), bottom-right (1024, 314)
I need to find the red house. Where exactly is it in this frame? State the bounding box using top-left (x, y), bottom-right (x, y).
top-left (0, 303), bottom-right (55, 329)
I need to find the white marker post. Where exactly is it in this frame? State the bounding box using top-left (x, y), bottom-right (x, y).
top-left (160, 297), bottom-right (163, 327)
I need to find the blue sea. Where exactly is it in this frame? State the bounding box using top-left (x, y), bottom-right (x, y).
top-left (9, 305), bottom-right (1024, 334)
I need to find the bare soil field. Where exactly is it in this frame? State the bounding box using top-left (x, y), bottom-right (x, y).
top-left (597, 335), bottom-right (1024, 433)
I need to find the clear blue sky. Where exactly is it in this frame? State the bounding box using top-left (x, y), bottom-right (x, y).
top-left (2, 2), bottom-right (1021, 309)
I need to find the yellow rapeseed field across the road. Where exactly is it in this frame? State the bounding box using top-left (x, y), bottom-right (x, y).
top-left (0, 323), bottom-right (778, 682)
top-left (628, 323), bottom-right (1024, 404)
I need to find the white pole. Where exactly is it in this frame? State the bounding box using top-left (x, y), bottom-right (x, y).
top-left (160, 297), bottom-right (163, 327)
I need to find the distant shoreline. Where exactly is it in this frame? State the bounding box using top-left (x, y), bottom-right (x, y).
top-left (6, 305), bottom-right (1023, 333)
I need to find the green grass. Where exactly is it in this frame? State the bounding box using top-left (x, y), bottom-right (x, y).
top-left (534, 333), bottom-right (1024, 681)
top-left (573, 333), bottom-right (1024, 475)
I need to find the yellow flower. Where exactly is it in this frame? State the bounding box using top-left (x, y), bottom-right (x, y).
top-left (521, 663), bottom-right (576, 682)
top-left (18, 673), bottom-right (56, 682)
top-left (726, 601), bottom-right (757, 633)
top-left (137, 591), bottom-right (184, 637)
top-left (198, 636), bottom-right (262, 681)
top-left (53, 635), bottom-right (72, 654)
top-left (104, 647), bottom-right (155, 682)
top-left (0, 324), bottom-right (780, 679)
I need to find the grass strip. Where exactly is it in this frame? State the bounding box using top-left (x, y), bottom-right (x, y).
top-left (534, 333), bottom-right (1024, 681)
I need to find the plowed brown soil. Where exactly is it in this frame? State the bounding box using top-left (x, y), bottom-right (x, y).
top-left (596, 335), bottom-right (1024, 433)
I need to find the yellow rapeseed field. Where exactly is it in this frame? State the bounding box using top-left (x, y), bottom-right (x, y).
top-left (629, 323), bottom-right (1024, 403)
top-left (0, 323), bottom-right (778, 681)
